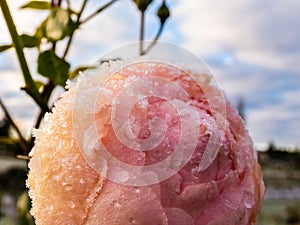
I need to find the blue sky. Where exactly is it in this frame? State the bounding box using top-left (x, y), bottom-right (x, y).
top-left (0, 0), bottom-right (299, 147)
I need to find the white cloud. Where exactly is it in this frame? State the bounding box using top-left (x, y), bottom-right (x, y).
top-left (1, 0), bottom-right (299, 147)
top-left (172, 0), bottom-right (300, 146)
top-left (245, 86), bottom-right (300, 146)
top-left (174, 0), bottom-right (300, 73)
top-left (0, 1), bottom-right (48, 42)
top-left (247, 97), bottom-right (300, 146)
top-left (212, 61), bottom-right (300, 145)
top-left (0, 70), bottom-right (38, 137)
top-left (1, 0), bottom-right (142, 66)
top-left (0, 0), bottom-right (155, 136)
top-left (67, 0), bottom-right (172, 65)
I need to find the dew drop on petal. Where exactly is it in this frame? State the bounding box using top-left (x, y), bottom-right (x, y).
top-left (79, 178), bottom-right (85, 184)
top-left (243, 191), bottom-right (256, 209)
top-left (53, 175), bottom-right (61, 181)
top-left (111, 200), bottom-right (121, 208)
top-left (75, 165), bottom-right (81, 170)
top-left (65, 185), bottom-right (72, 191)
top-left (67, 201), bottom-right (75, 209)
top-left (129, 218), bottom-right (137, 224)
top-left (134, 187), bottom-right (141, 193)
top-left (45, 204), bottom-right (53, 211)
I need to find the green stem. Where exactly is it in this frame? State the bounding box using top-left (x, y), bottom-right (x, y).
top-left (144, 22), bottom-right (164, 54)
top-left (63, 0), bottom-right (88, 59)
top-left (79, 0), bottom-right (119, 25)
top-left (35, 81), bottom-right (55, 127)
top-left (0, 0), bottom-right (48, 112)
top-left (66, 0), bottom-right (71, 11)
top-left (63, 0), bottom-right (119, 59)
top-left (0, 98), bottom-right (30, 154)
top-left (140, 11), bottom-right (145, 56)
top-left (76, 0), bottom-right (88, 22)
top-left (62, 30), bottom-right (73, 59)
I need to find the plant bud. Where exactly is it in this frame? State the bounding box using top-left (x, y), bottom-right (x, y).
top-left (133, 0), bottom-right (153, 12)
top-left (157, 0), bottom-right (170, 24)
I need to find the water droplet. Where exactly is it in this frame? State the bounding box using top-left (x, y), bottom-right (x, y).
top-left (45, 204), bottom-right (53, 211)
top-left (79, 178), bottom-right (85, 184)
top-left (165, 113), bottom-right (171, 121)
top-left (65, 185), bottom-right (72, 191)
top-left (75, 165), bottom-right (81, 170)
top-left (129, 218), bottom-right (136, 224)
top-left (111, 200), bottom-right (121, 208)
top-left (134, 187), bottom-right (140, 193)
top-left (53, 175), bottom-right (61, 181)
top-left (243, 191), bottom-right (256, 209)
top-left (67, 201), bottom-right (75, 208)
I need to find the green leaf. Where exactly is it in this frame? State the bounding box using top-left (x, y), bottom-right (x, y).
top-left (44, 8), bottom-right (77, 41)
top-left (20, 0), bottom-right (51, 10)
top-left (38, 50), bottom-right (70, 86)
top-left (0, 44), bottom-right (12, 52)
top-left (69, 66), bottom-right (95, 79)
top-left (34, 8), bottom-right (77, 42)
top-left (0, 35), bottom-right (40, 52)
top-left (34, 20), bottom-right (46, 40)
top-left (20, 34), bottom-right (40, 48)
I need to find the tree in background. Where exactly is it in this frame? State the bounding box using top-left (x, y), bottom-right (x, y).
top-left (237, 96), bottom-right (246, 123)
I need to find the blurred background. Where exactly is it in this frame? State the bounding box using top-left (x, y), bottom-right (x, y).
top-left (0, 0), bottom-right (299, 224)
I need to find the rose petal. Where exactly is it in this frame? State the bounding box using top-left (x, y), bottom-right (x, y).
top-left (85, 181), bottom-right (168, 225)
top-left (164, 207), bottom-right (195, 225)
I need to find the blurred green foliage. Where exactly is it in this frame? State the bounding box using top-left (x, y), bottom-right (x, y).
top-left (259, 200), bottom-right (300, 225)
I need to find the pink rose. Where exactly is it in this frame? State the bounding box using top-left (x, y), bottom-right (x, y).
top-left (28, 59), bottom-right (264, 225)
